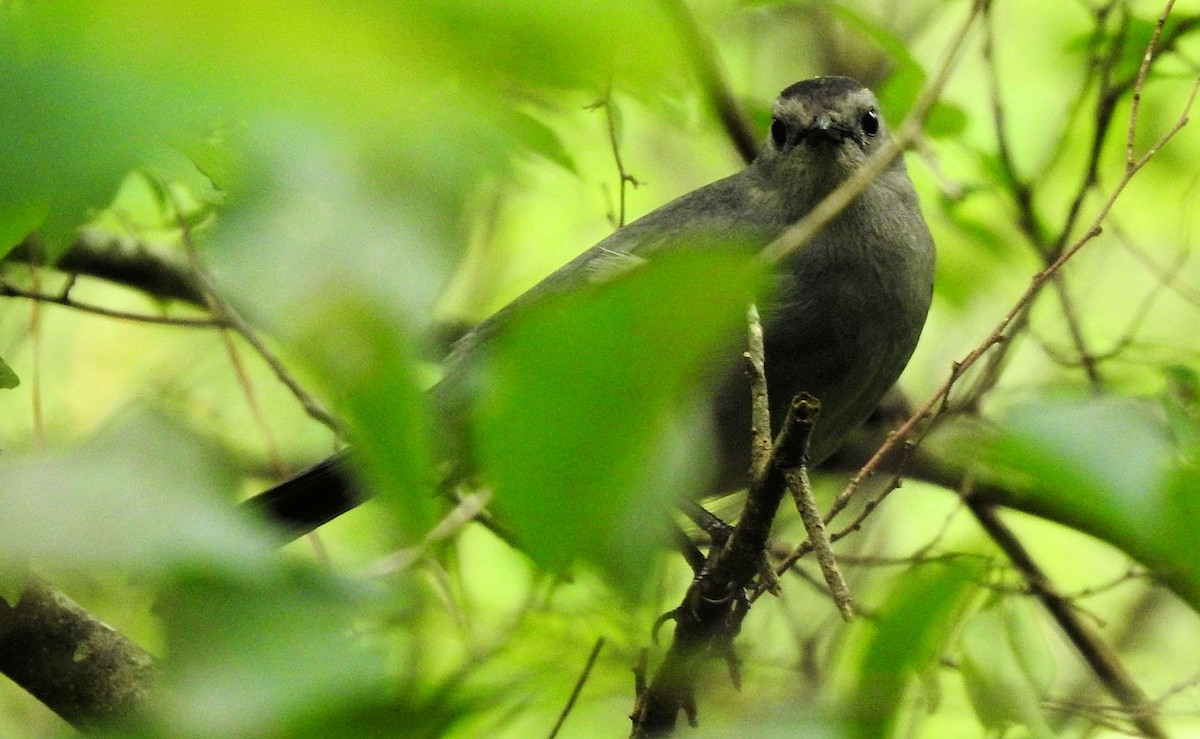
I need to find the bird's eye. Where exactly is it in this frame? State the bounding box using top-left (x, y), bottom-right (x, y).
top-left (861, 109), bottom-right (880, 136)
top-left (770, 118), bottom-right (788, 148)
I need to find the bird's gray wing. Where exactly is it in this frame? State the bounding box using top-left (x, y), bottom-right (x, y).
top-left (442, 166), bottom-right (776, 368)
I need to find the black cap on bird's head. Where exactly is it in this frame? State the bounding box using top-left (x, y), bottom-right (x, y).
top-left (765, 76), bottom-right (886, 162)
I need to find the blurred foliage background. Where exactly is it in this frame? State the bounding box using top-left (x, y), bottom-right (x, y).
top-left (1, 0), bottom-right (1199, 736)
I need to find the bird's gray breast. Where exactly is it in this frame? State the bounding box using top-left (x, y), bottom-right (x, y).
top-left (710, 184), bottom-right (934, 488)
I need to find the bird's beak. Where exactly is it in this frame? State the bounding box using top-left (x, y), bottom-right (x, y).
top-left (798, 115), bottom-right (848, 146)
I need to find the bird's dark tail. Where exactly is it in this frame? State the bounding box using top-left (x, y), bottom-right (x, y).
top-left (242, 452), bottom-right (365, 540)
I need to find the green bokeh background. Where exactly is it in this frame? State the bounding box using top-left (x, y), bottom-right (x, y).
top-left (0, 0), bottom-right (1198, 736)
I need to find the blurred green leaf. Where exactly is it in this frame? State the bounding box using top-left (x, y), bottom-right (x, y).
top-left (960, 600), bottom-right (1056, 738)
top-left (971, 396), bottom-right (1171, 531)
top-left (144, 568), bottom-right (464, 738)
top-left (924, 101), bottom-right (969, 139)
top-left (0, 4), bottom-right (224, 255)
top-left (473, 247), bottom-right (762, 591)
top-left (1162, 364), bottom-right (1200, 458)
top-left (4, 0), bottom-right (682, 262)
top-left (209, 129), bottom-right (455, 329)
top-left (509, 111), bottom-right (579, 174)
top-left (0, 412), bottom-right (278, 577)
top-left (0, 55), bottom-right (164, 256)
top-left (207, 134), bottom-right (442, 545)
top-left (848, 558), bottom-right (985, 737)
top-left (140, 146), bottom-right (224, 208)
top-left (0, 198), bottom-right (47, 257)
top-left (1113, 17), bottom-right (1159, 84)
top-left (401, 1), bottom-right (681, 94)
top-left (959, 395), bottom-right (1200, 610)
top-left (301, 299), bottom-right (437, 542)
top-left (1158, 463), bottom-right (1200, 605)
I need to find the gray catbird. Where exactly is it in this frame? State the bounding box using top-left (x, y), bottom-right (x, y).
top-left (247, 76), bottom-right (936, 534)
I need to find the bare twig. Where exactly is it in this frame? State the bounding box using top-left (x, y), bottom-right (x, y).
top-left (363, 490), bottom-right (492, 577)
top-left (0, 280), bottom-right (227, 328)
top-left (787, 452), bottom-right (854, 621)
top-left (745, 303), bottom-right (772, 483)
top-left (174, 204), bottom-right (294, 489)
top-left (548, 638), bottom-right (606, 739)
top-left (172, 219), bottom-right (343, 435)
top-left (589, 88), bottom-right (643, 229)
top-left (1113, 221), bottom-right (1200, 308)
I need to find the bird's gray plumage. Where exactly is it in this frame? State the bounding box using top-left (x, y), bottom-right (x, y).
top-left (436, 75), bottom-right (935, 495)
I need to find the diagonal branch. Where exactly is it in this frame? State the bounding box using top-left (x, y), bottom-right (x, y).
top-left (631, 394), bottom-right (819, 737)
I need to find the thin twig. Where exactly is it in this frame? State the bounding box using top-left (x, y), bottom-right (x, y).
top-left (174, 204), bottom-right (292, 485)
top-left (0, 280), bottom-right (227, 327)
top-left (1113, 221), bottom-right (1200, 308)
top-left (982, 7), bottom-right (1103, 388)
top-left (588, 88), bottom-right (642, 229)
top-left (170, 222), bottom-right (343, 435)
top-left (548, 638), bottom-right (606, 739)
top-left (787, 450), bottom-right (853, 620)
top-left (745, 303), bottom-right (771, 483)
top-left (1126, 0), bottom-right (1175, 170)
top-left (363, 490), bottom-right (492, 577)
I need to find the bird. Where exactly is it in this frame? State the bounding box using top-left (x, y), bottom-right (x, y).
top-left (246, 76), bottom-right (936, 537)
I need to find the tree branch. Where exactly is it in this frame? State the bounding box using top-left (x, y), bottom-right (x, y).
top-left (0, 577), bottom-right (156, 730)
top-left (631, 394), bottom-right (819, 737)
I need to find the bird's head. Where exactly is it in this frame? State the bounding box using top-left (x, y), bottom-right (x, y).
top-left (760, 76), bottom-right (889, 180)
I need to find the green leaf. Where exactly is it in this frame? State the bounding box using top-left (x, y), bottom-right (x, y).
top-left (0, 412), bottom-right (278, 577)
top-left (509, 110), bottom-right (578, 174)
top-left (0, 20), bottom-right (209, 257)
top-left (848, 558), bottom-right (985, 736)
top-left (0, 355), bottom-right (19, 389)
top-left (960, 601), bottom-right (1056, 738)
top-left (473, 247), bottom-right (762, 592)
top-left (144, 568), bottom-right (453, 737)
top-left (207, 137), bottom-right (440, 542)
top-left (301, 299), bottom-right (437, 541)
top-left (140, 145), bottom-right (225, 207)
top-left (0, 197), bottom-right (47, 257)
top-left (1161, 364), bottom-right (1200, 458)
top-left (924, 101), bottom-right (968, 139)
top-left (960, 395), bottom-right (1200, 611)
top-left (970, 396), bottom-right (1172, 533)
